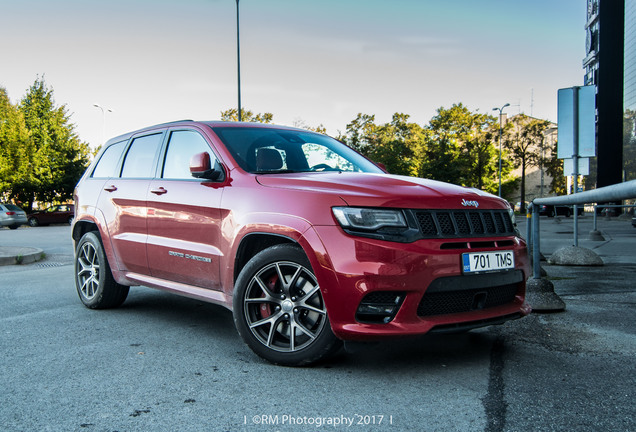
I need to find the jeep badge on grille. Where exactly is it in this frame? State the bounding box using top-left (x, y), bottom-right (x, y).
top-left (461, 199), bottom-right (479, 208)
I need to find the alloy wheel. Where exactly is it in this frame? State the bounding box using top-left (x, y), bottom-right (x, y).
top-left (76, 242), bottom-right (100, 301)
top-left (243, 261), bottom-right (327, 353)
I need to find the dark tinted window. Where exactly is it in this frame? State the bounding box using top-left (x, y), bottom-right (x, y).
top-left (120, 134), bottom-right (163, 178)
top-left (162, 130), bottom-right (214, 179)
top-left (91, 141), bottom-right (126, 178)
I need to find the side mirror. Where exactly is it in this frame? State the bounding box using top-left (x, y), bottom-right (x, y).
top-left (190, 152), bottom-right (225, 181)
top-left (375, 161), bottom-right (388, 173)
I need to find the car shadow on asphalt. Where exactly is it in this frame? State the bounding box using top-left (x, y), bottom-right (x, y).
top-left (104, 285), bottom-right (508, 370)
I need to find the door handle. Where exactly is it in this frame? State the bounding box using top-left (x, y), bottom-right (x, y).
top-left (104, 185), bottom-right (117, 192)
top-left (150, 187), bottom-right (168, 195)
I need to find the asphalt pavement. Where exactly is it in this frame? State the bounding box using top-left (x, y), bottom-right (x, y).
top-left (1, 216), bottom-right (635, 431)
top-left (502, 214), bottom-right (636, 431)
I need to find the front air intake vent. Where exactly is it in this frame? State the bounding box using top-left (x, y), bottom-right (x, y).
top-left (356, 291), bottom-right (405, 324)
top-left (417, 271), bottom-right (523, 317)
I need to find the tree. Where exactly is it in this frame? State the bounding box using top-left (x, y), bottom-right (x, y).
top-left (370, 113), bottom-right (426, 176)
top-left (503, 114), bottom-right (551, 212)
top-left (220, 108), bottom-right (273, 123)
top-left (292, 118), bottom-right (327, 134)
top-left (13, 78), bottom-right (91, 211)
top-left (338, 113), bottom-right (426, 176)
top-left (338, 113), bottom-right (378, 155)
top-left (0, 87), bottom-right (32, 203)
top-left (423, 104), bottom-right (469, 183)
top-left (464, 124), bottom-right (502, 193)
top-left (544, 138), bottom-right (567, 195)
top-left (423, 103), bottom-right (509, 194)
top-left (337, 105), bottom-right (517, 191)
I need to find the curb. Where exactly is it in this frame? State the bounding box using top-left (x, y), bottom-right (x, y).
top-left (0, 246), bottom-right (45, 266)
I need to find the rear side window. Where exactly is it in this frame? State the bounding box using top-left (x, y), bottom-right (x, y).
top-left (5, 204), bottom-right (22, 212)
top-left (162, 130), bottom-right (214, 179)
top-left (92, 141), bottom-right (126, 178)
top-left (121, 133), bottom-right (163, 178)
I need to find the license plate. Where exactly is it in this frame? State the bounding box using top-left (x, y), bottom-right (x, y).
top-left (462, 251), bottom-right (514, 274)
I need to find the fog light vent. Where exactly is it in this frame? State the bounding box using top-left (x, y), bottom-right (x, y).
top-left (356, 292), bottom-right (405, 324)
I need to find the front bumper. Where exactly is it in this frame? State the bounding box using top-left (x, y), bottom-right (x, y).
top-left (307, 226), bottom-right (531, 341)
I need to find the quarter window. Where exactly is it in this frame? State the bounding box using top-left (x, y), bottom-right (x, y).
top-left (120, 134), bottom-right (163, 178)
top-left (91, 141), bottom-right (125, 178)
top-left (162, 130), bottom-right (214, 179)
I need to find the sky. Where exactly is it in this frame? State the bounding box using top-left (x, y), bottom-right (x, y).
top-left (0, 0), bottom-right (587, 148)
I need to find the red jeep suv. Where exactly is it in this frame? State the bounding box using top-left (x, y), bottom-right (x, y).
top-left (73, 120), bottom-right (530, 366)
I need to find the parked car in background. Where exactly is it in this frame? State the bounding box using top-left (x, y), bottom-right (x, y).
top-left (538, 204), bottom-right (584, 218)
top-left (28, 204), bottom-right (75, 226)
top-left (73, 120), bottom-right (531, 366)
top-left (0, 203), bottom-right (28, 229)
top-left (632, 215), bottom-right (636, 228)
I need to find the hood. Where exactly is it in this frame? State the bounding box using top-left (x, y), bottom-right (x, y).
top-left (256, 172), bottom-right (509, 210)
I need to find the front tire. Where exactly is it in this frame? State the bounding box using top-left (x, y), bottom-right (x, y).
top-left (75, 232), bottom-right (129, 309)
top-left (233, 244), bottom-right (341, 366)
top-left (28, 218), bottom-right (39, 227)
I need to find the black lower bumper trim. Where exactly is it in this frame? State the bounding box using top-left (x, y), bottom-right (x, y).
top-left (428, 312), bottom-right (523, 334)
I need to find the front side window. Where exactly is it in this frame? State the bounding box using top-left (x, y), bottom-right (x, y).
top-left (120, 134), bottom-right (163, 178)
top-left (92, 141), bottom-right (126, 178)
top-left (162, 130), bottom-right (214, 179)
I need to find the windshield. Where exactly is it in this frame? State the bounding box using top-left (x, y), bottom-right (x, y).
top-left (211, 127), bottom-right (383, 174)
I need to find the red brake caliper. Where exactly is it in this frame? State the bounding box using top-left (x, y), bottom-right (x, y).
top-left (259, 275), bottom-right (278, 318)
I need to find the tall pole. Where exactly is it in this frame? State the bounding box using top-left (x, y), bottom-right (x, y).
top-left (542, 127), bottom-right (557, 198)
top-left (93, 103), bottom-right (112, 146)
top-left (498, 122), bottom-right (503, 197)
top-left (493, 103), bottom-right (510, 197)
top-left (236, 0), bottom-right (242, 122)
top-left (573, 87), bottom-right (580, 247)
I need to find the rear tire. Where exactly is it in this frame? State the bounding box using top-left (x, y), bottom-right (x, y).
top-left (28, 218), bottom-right (39, 227)
top-left (233, 244), bottom-right (341, 366)
top-left (74, 232), bottom-right (129, 309)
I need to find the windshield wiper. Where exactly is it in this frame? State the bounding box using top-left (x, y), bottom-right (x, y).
top-left (253, 169), bottom-right (308, 174)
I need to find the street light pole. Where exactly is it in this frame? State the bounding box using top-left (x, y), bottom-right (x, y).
top-left (542, 127), bottom-right (558, 198)
top-left (93, 103), bottom-right (113, 146)
top-left (493, 103), bottom-right (510, 197)
top-left (236, 0), bottom-right (242, 122)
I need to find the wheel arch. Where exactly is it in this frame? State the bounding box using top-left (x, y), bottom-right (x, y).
top-left (72, 217), bottom-right (132, 287)
top-left (233, 232), bottom-right (297, 283)
top-left (72, 219), bottom-right (100, 247)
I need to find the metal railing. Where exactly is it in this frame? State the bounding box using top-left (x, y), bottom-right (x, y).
top-left (591, 204), bottom-right (634, 232)
top-left (529, 179), bottom-right (636, 279)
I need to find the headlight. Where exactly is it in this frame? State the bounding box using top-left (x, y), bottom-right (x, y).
top-left (508, 208), bottom-right (517, 226)
top-left (332, 207), bottom-right (407, 230)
